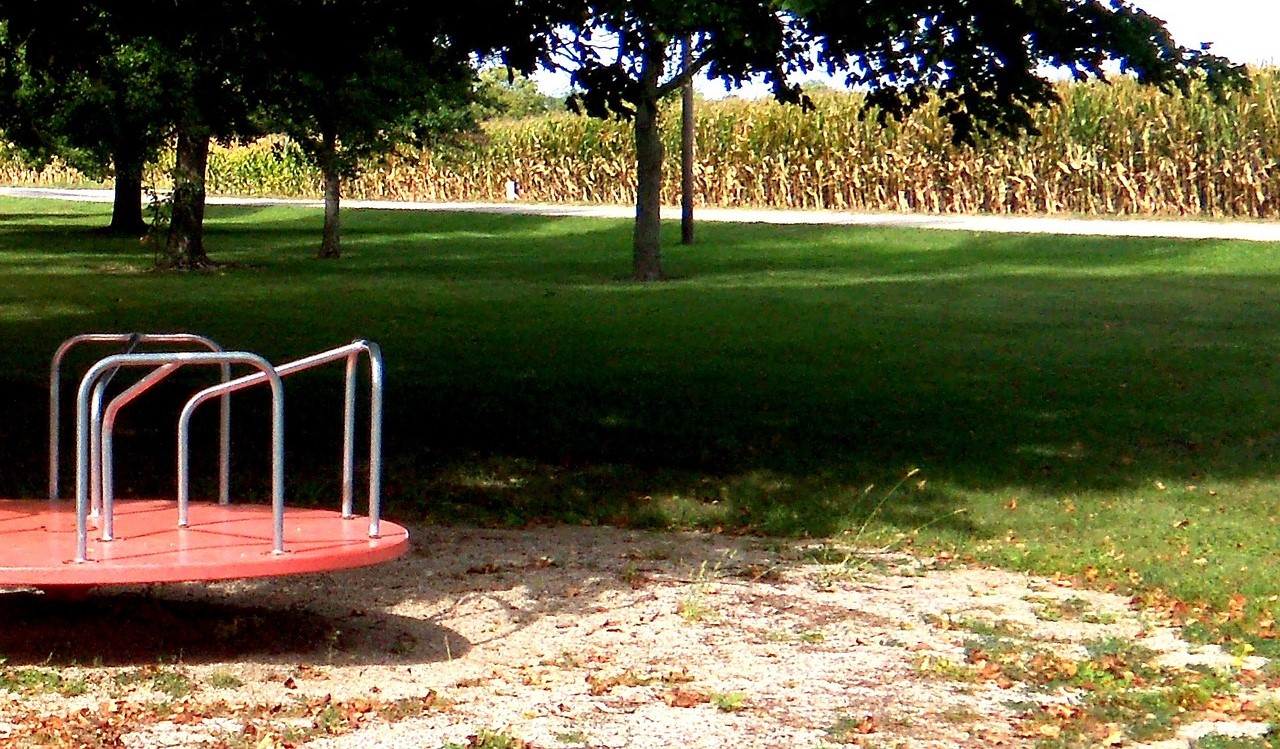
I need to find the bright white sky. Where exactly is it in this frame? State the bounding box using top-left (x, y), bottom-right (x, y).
top-left (1140, 0), bottom-right (1280, 65)
top-left (533, 1), bottom-right (1280, 97)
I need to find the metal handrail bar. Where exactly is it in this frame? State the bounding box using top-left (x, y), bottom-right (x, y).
top-left (179, 340), bottom-right (384, 538)
top-left (51, 333), bottom-right (232, 504)
top-left (75, 352), bottom-right (284, 563)
top-left (87, 334), bottom-right (144, 518)
top-left (98, 363), bottom-right (182, 541)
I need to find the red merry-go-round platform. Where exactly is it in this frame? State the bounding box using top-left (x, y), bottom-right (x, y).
top-left (4, 332), bottom-right (412, 593)
top-left (0, 499), bottom-right (410, 589)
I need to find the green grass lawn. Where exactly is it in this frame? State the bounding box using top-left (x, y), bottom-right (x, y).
top-left (3, 195), bottom-right (1280, 648)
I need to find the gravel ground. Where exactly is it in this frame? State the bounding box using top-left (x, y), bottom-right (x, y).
top-left (0, 524), bottom-right (1270, 748)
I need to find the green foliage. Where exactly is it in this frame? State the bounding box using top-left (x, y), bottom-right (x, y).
top-left (0, 665), bottom-right (87, 696)
top-left (710, 691), bottom-right (747, 712)
top-left (474, 67), bottom-right (564, 120)
top-left (206, 670), bottom-right (244, 690)
top-left (256, 1), bottom-right (480, 181)
top-left (0, 5), bottom-right (172, 177)
top-left (793, 0), bottom-right (1246, 144)
top-left (443, 729), bottom-right (525, 749)
top-left (113, 664), bottom-right (194, 699)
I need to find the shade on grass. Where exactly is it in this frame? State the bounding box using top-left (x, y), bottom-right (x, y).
top-left (2, 195), bottom-right (1280, 644)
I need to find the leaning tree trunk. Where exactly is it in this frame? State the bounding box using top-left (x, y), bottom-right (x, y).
top-left (108, 139), bottom-right (147, 236)
top-left (318, 130), bottom-right (342, 259)
top-left (161, 125), bottom-right (213, 270)
top-left (632, 62), bottom-right (665, 282)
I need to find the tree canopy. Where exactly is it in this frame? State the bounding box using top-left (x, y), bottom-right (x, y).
top-left (474, 67), bottom-right (566, 120)
top-left (544, 0), bottom-right (1247, 281)
top-left (0, 1), bottom-right (1249, 277)
top-left (143, 0), bottom-right (275, 268)
top-left (256, 2), bottom-right (479, 258)
top-left (793, 0), bottom-right (1244, 142)
top-left (0, 3), bottom-right (177, 234)
top-left (0, 1), bottom-right (583, 267)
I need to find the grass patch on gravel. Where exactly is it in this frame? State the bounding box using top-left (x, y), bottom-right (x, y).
top-left (0, 664), bottom-right (87, 696)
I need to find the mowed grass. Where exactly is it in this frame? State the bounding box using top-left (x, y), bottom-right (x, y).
top-left (3, 195), bottom-right (1280, 646)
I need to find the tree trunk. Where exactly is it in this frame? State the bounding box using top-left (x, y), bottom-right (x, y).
top-left (108, 143), bottom-right (147, 236)
top-left (318, 131), bottom-right (342, 259)
top-left (680, 36), bottom-right (695, 246)
top-left (633, 60), bottom-right (665, 282)
top-left (162, 125), bottom-right (213, 270)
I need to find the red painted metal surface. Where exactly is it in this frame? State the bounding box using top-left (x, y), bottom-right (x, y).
top-left (0, 499), bottom-right (410, 588)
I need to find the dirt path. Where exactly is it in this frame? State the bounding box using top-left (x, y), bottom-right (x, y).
top-left (0, 525), bottom-right (1272, 748)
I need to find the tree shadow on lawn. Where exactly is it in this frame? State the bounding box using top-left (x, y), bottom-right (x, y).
top-left (0, 213), bottom-right (100, 224)
top-left (379, 265), bottom-right (1280, 539)
top-left (0, 211), bottom-right (1279, 545)
top-left (0, 203), bottom-right (596, 265)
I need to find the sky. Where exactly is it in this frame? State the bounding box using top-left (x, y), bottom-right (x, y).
top-left (533, 1), bottom-right (1280, 97)
top-left (1139, 0), bottom-right (1280, 66)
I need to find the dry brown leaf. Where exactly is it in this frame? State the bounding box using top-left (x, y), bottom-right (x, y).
top-left (1043, 704), bottom-right (1081, 721)
top-left (661, 688), bottom-right (710, 708)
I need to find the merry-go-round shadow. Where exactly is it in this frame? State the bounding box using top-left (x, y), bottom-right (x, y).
top-left (0, 587), bottom-right (470, 667)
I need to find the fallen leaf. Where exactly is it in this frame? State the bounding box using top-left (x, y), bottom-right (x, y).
top-left (1044, 704), bottom-right (1081, 721)
top-left (1100, 724), bottom-right (1125, 746)
top-left (1229, 593), bottom-right (1248, 621)
top-left (661, 688), bottom-right (710, 708)
top-left (851, 715), bottom-right (876, 734)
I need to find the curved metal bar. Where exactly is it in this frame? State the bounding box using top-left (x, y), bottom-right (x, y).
top-left (89, 334), bottom-right (143, 517)
top-left (50, 333), bottom-right (231, 504)
top-left (180, 339), bottom-right (384, 538)
top-left (342, 351), bottom-right (358, 517)
top-left (176, 362), bottom-right (287, 553)
top-left (75, 352), bottom-right (283, 563)
top-left (365, 341), bottom-right (384, 538)
top-left (99, 363), bottom-right (182, 541)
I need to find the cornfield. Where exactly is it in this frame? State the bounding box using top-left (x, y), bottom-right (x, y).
top-left (4, 70), bottom-right (1279, 217)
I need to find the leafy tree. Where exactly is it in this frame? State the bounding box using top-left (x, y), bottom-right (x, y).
top-left (1, 1), bottom-right (583, 266)
top-left (258, 2), bottom-right (479, 259)
top-left (134, 0), bottom-right (271, 269)
top-left (0, 4), bottom-right (174, 235)
top-left (255, 0), bottom-right (588, 259)
top-left (793, 0), bottom-right (1245, 142)
top-left (545, 0), bottom-right (1247, 282)
top-left (549, 2), bottom-right (797, 281)
top-left (474, 66), bottom-right (565, 120)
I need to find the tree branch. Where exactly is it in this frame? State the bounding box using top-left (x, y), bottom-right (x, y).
top-left (655, 44), bottom-right (714, 98)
